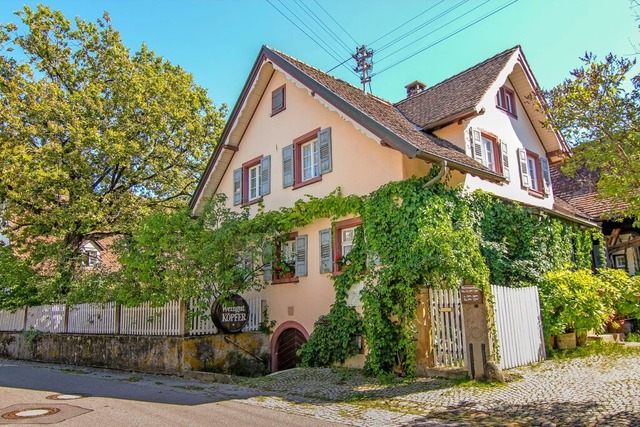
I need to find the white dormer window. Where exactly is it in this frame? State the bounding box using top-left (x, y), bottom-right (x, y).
top-left (496, 86), bottom-right (517, 117)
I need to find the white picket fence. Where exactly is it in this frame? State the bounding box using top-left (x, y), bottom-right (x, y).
top-left (25, 304), bottom-right (67, 333)
top-left (67, 302), bottom-right (117, 334)
top-left (120, 300), bottom-right (183, 336)
top-left (188, 297), bottom-right (263, 335)
top-left (491, 285), bottom-right (545, 369)
top-left (429, 288), bottom-right (466, 367)
top-left (0, 296), bottom-right (263, 336)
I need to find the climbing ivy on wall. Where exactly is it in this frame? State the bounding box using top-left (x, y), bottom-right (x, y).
top-left (117, 172), bottom-right (598, 377)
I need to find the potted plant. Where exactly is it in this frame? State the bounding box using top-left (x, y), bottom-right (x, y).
top-left (599, 269), bottom-right (640, 333)
top-left (274, 258), bottom-right (295, 279)
top-left (540, 269), bottom-right (613, 349)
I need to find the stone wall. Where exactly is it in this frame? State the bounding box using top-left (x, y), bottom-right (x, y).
top-left (0, 331), bottom-right (270, 375)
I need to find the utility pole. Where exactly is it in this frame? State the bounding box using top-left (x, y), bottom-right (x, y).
top-left (353, 45), bottom-right (373, 94)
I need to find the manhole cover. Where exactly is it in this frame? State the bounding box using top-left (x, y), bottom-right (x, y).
top-left (2, 407), bottom-right (60, 419)
top-left (46, 394), bottom-right (87, 401)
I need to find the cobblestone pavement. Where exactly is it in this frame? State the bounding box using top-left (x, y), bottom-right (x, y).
top-left (239, 350), bottom-right (640, 426)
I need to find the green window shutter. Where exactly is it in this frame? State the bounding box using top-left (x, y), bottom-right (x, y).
top-left (319, 229), bottom-right (333, 274)
top-left (233, 168), bottom-right (243, 205)
top-left (263, 243), bottom-right (273, 281)
top-left (260, 155), bottom-right (271, 196)
top-left (500, 140), bottom-right (510, 181)
top-left (295, 234), bottom-right (308, 277)
top-left (517, 148), bottom-right (530, 189)
top-left (318, 128), bottom-right (332, 174)
top-left (540, 157), bottom-right (551, 196)
top-left (282, 144), bottom-right (294, 188)
top-left (471, 128), bottom-right (484, 164)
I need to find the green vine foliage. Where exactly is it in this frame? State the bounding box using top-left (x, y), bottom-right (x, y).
top-left (109, 173), bottom-right (598, 376)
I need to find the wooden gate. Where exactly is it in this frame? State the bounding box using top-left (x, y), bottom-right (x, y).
top-left (491, 285), bottom-right (545, 369)
top-left (429, 288), bottom-right (466, 367)
top-left (275, 328), bottom-right (307, 371)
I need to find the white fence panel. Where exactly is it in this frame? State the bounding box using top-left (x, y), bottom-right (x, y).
top-left (188, 296), bottom-right (262, 335)
top-left (0, 308), bottom-right (26, 331)
top-left (243, 297), bottom-right (262, 332)
top-left (120, 300), bottom-right (181, 336)
top-left (429, 288), bottom-right (466, 367)
top-left (188, 298), bottom-right (217, 336)
top-left (492, 285), bottom-right (545, 370)
top-left (25, 304), bottom-right (66, 333)
top-left (67, 302), bottom-right (117, 334)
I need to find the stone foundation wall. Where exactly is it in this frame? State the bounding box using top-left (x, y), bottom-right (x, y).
top-left (0, 331), bottom-right (270, 375)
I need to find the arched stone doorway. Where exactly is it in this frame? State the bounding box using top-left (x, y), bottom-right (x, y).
top-left (271, 321), bottom-right (309, 372)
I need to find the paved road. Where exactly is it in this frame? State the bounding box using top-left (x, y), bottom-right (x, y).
top-left (0, 359), bottom-right (344, 426)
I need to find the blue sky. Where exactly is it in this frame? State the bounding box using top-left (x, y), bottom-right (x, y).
top-left (1, 0), bottom-right (638, 109)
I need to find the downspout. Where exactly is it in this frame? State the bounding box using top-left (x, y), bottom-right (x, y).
top-left (423, 159), bottom-right (448, 188)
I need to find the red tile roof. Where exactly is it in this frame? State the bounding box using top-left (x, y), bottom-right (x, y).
top-left (271, 48), bottom-right (500, 178)
top-left (550, 164), bottom-right (628, 220)
top-left (395, 47), bottom-right (518, 129)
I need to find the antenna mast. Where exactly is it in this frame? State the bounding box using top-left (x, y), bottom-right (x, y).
top-left (353, 45), bottom-right (373, 93)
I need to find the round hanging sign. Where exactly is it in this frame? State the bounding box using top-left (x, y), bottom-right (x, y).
top-left (211, 294), bottom-right (249, 334)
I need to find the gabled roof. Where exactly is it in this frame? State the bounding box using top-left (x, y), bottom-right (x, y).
top-left (190, 46), bottom-right (503, 212)
top-left (395, 47), bottom-right (518, 129)
top-left (394, 46), bottom-right (570, 160)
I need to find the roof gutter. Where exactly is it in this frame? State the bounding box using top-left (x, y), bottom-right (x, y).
top-left (415, 151), bottom-right (504, 183)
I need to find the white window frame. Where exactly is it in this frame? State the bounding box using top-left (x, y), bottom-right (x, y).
top-left (527, 156), bottom-right (540, 192)
top-left (301, 139), bottom-right (319, 182)
top-left (84, 249), bottom-right (100, 268)
top-left (341, 227), bottom-right (356, 257)
top-left (248, 164), bottom-right (261, 201)
top-left (482, 136), bottom-right (496, 172)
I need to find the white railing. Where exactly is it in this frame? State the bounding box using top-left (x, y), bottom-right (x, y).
top-left (25, 304), bottom-right (67, 333)
top-left (67, 302), bottom-right (117, 334)
top-left (188, 298), bottom-right (217, 336)
top-left (491, 285), bottom-right (546, 369)
top-left (120, 300), bottom-right (183, 336)
top-left (0, 308), bottom-right (26, 331)
top-left (429, 288), bottom-right (466, 367)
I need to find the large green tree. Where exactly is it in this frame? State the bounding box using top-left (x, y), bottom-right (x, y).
top-left (543, 53), bottom-right (640, 219)
top-left (0, 6), bottom-right (226, 296)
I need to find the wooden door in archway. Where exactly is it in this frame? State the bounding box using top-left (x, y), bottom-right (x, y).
top-left (276, 328), bottom-right (307, 371)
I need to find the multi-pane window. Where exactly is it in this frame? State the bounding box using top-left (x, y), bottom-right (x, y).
top-left (341, 227), bottom-right (356, 257)
top-left (496, 86), bottom-right (517, 117)
top-left (248, 164), bottom-right (261, 201)
top-left (301, 139), bottom-right (320, 181)
top-left (527, 155), bottom-right (541, 192)
top-left (85, 250), bottom-right (100, 268)
top-left (283, 127), bottom-right (332, 190)
top-left (482, 136), bottom-right (496, 172)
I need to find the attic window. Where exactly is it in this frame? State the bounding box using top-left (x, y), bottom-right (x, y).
top-left (496, 86), bottom-right (516, 117)
top-left (272, 85), bottom-right (286, 115)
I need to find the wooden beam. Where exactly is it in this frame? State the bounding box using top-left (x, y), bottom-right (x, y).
top-left (608, 236), bottom-right (640, 253)
top-left (608, 228), bottom-right (621, 247)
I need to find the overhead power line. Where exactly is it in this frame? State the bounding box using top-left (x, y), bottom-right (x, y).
top-left (293, 0), bottom-right (353, 56)
top-left (374, 0), bottom-right (519, 76)
top-left (375, 0), bottom-right (492, 65)
top-left (312, 0), bottom-right (359, 47)
top-left (367, 0), bottom-right (447, 48)
top-left (266, 0), bottom-right (357, 76)
top-left (374, 0), bottom-right (471, 54)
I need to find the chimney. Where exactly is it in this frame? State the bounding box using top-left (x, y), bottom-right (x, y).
top-left (405, 80), bottom-right (426, 97)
